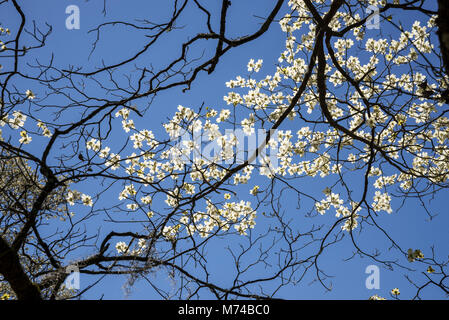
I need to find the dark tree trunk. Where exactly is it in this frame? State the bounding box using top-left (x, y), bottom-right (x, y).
top-left (437, 0), bottom-right (449, 76)
top-left (0, 237), bottom-right (42, 300)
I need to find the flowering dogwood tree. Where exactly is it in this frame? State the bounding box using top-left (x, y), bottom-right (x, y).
top-left (1, 0), bottom-right (449, 300)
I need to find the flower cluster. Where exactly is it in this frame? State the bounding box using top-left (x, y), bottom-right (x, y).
top-left (407, 248), bottom-right (424, 262)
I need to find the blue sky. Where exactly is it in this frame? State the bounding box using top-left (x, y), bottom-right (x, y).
top-left (1, 0), bottom-right (448, 300)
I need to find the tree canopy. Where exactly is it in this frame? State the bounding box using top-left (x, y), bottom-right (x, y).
top-left (0, 0), bottom-right (448, 300)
